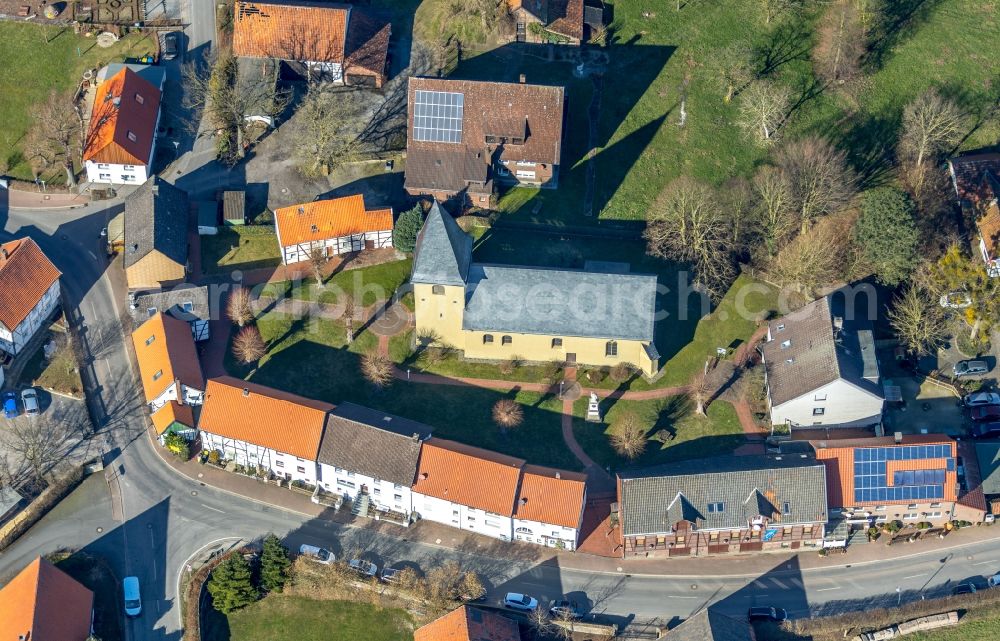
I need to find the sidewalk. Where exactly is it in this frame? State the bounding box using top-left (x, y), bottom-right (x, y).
top-left (5, 188), bottom-right (91, 210)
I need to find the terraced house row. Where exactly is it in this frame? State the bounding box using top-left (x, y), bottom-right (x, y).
top-left (130, 314), bottom-right (587, 550)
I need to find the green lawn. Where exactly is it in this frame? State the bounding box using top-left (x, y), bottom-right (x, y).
top-left (53, 553), bottom-right (123, 641)
top-left (201, 226), bottom-right (282, 274)
top-left (572, 397), bottom-right (745, 473)
top-left (0, 23), bottom-right (157, 180)
top-left (456, 0), bottom-right (1000, 226)
top-left (906, 606), bottom-right (1000, 641)
top-left (18, 328), bottom-right (83, 397)
top-left (203, 594), bottom-right (413, 641)
top-left (262, 258), bottom-right (413, 307)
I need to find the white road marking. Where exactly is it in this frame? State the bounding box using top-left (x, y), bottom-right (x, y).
top-left (902, 574), bottom-right (928, 579)
top-left (973, 560), bottom-right (998, 566)
top-left (816, 586), bottom-right (840, 592)
top-left (200, 503), bottom-right (225, 513)
top-left (669, 596), bottom-right (700, 599)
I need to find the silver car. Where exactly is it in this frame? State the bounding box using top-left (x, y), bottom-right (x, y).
top-left (20, 388), bottom-right (39, 416)
top-left (349, 559), bottom-right (378, 577)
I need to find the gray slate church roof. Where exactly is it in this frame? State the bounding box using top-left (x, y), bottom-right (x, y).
top-left (123, 176), bottom-right (189, 268)
top-left (318, 402), bottom-right (432, 487)
top-left (761, 292), bottom-right (882, 407)
top-left (618, 455), bottom-right (827, 536)
top-left (410, 201), bottom-right (472, 287)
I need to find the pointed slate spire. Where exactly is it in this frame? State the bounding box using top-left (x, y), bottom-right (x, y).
top-left (410, 201), bottom-right (473, 286)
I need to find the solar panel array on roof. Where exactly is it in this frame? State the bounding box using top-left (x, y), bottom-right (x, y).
top-left (413, 90), bottom-right (464, 143)
top-left (852, 445), bottom-right (952, 503)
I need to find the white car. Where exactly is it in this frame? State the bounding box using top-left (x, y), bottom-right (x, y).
top-left (988, 573), bottom-right (1000, 588)
top-left (503, 592), bottom-right (539, 611)
top-left (20, 388), bottom-right (39, 416)
top-left (299, 544), bottom-right (334, 564)
top-left (965, 392), bottom-right (1000, 408)
top-left (349, 559), bottom-right (378, 577)
top-left (940, 292), bottom-right (973, 308)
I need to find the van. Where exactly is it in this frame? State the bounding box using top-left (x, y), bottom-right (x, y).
top-left (123, 576), bottom-right (141, 617)
top-left (954, 360), bottom-right (989, 377)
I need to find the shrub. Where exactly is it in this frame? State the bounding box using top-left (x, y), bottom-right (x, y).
top-left (260, 534), bottom-right (291, 593)
top-left (207, 450), bottom-right (221, 465)
top-left (492, 399), bottom-right (524, 430)
top-left (608, 411), bottom-right (648, 460)
top-left (164, 432), bottom-right (190, 460)
top-left (361, 351), bottom-right (394, 388)
top-left (207, 553), bottom-right (259, 614)
top-left (499, 355), bottom-right (523, 376)
top-left (585, 368), bottom-right (605, 384)
top-left (392, 204), bottom-right (423, 253)
top-left (610, 363), bottom-right (633, 383)
top-left (542, 360), bottom-right (564, 381)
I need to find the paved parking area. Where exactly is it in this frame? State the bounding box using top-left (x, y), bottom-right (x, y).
top-left (884, 375), bottom-right (966, 436)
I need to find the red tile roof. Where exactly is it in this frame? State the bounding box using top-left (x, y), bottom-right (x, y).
top-left (151, 400), bottom-right (195, 435)
top-left (131, 313), bottom-right (205, 403)
top-left (0, 557), bottom-right (94, 641)
top-left (414, 605), bottom-right (521, 641)
top-left (198, 377), bottom-right (334, 460)
top-left (274, 194), bottom-right (392, 247)
top-left (344, 9), bottom-right (391, 79)
top-left (0, 238), bottom-right (60, 332)
top-left (83, 67), bottom-right (161, 165)
top-left (514, 464), bottom-right (587, 528)
top-left (412, 438), bottom-right (524, 516)
top-left (233, 1), bottom-right (349, 63)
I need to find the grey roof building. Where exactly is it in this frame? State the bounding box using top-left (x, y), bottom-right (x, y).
top-left (123, 176), bottom-right (189, 269)
top-left (318, 402), bottom-right (432, 487)
top-left (618, 455), bottom-right (828, 536)
top-left (975, 442), bottom-right (1000, 496)
top-left (411, 201), bottom-right (472, 287)
top-left (760, 291), bottom-right (883, 429)
top-left (128, 285), bottom-right (211, 341)
top-left (663, 609), bottom-right (754, 641)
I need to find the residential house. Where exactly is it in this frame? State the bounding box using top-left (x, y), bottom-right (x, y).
top-left (131, 312), bottom-right (205, 412)
top-left (317, 402), bottom-right (430, 518)
top-left (232, 0), bottom-right (391, 87)
top-left (129, 285), bottom-right (211, 341)
top-left (123, 177), bottom-right (190, 291)
top-left (947, 154), bottom-right (1000, 276)
top-left (974, 441), bottom-right (1000, 516)
top-left (617, 455), bottom-right (828, 557)
top-left (662, 609), bottom-right (755, 641)
top-left (405, 77), bottom-right (565, 207)
top-left (760, 292), bottom-right (883, 430)
top-left (510, 0), bottom-right (584, 43)
top-left (810, 434), bottom-right (976, 528)
top-left (415, 605), bottom-right (521, 641)
top-left (273, 194), bottom-right (393, 265)
top-left (412, 202), bottom-right (660, 376)
top-left (151, 401), bottom-right (197, 441)
top-left (83, 65), bottom-right (163, 185)
top-left (412, 438), bottom-right (524, 541)
top-left (0, 557), bottom-right (94, 641)
top-left (513, 465), bottom-right (587, 550)
top-left (198, 377), bottom-right (333, 484)
top-left (0, 238), bottom-right (61, 357)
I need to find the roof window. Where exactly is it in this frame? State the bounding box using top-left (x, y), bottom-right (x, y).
top-left (127, 130), bottom-right (137, 142)
top-left (145, 335), bottom-right (155, 346)
top-left (776, 323), bottom-right (785, 331)
top-left (310, 224), bottom-right (319, 233)
top-left (135, 93), bottom-right (144, 104)
top-left (707, 502), bottom-right (724, 513)
top-left (780, 340), bottom-right (791, 349)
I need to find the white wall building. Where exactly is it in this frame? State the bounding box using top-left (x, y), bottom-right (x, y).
top-left (131, 313), bottom-right (205, 412)
top-left (0, 238), bottom-right (61, 357)
top-left (512, 465), bottom-right (587, 551)
top-left (273, 195), bottom-right (393, 266)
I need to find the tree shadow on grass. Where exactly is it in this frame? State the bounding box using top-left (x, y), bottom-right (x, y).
top-left (865, 0), bottom-right (946, 71)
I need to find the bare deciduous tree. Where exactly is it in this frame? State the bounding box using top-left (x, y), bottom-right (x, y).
top-left (737, 80), bottom-right (791, 144)
top-left (774, 136), bottom-right (857, 232)
top-left (645, 177), bottom-right (735, 299)
top-left (887, 285), bottom-right (949, 356)
top-left (757, 0), bottom-right (799, 25)
top-left (899, 91), bottom-right (965, 197)
top-left (690, 367), bottom-right (711, 415)
top-left (361, 351), bottom-right (394, 388)
top-left (0, 415), bottom-right (83, 483)
top-left (426, 560), bottom-right (463, 603)
top-left (292, 85), bottom-right (364, 177)
top-left (492, 398), bottom-right (524, 431)
top-left (227, 287), bottom-right (254, 327)
top-left (232, 325), bottom-right (266, 363)
top-left (23, 91), bottom-right (82, 186)
top-left (608, 411), bottom-right (648, 460)
top-left (766, 211), bottom-right (855, 295)
top-left (813, 0), bottom-right (865, 87)
top-left (751, 165), bottom-right (796, 258)
top-left (714, 40), bottom-right (756, 103)
top-left (309, 247), bottom-right (327, 288)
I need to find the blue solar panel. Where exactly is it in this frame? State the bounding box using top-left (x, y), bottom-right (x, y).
top-left (413, 90), bottom-right (464, 143)
top-left (851, 445), bottom-right (950, 505)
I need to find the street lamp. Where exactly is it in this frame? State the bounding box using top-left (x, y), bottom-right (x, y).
top-left (40, 179), bottom-right (46, 192)
top-left (896, 586), bottom-right (901, 606)
top-left (559, 380), bottom-right (565, 399)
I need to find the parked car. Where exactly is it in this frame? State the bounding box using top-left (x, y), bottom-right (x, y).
top-left (298, 544), bottom-right (334, 564)
top-left (988, 573), bottom-right (1000, 588)
top-left (549, 599), bottom-right (584, 619)
top-left (940, 292), bottom-right (973, 308)
top-left (955, 360), bottom-right (990, 377)
top-left (380, 566), bottom-right (402, 583)
top-left (972, 422), bottom-right (1000, 439)
top-left (748, 606), bottom-right (787, 623)
top-left (503, 592), bottom-right (539, 611)
top-left (965, 392), bottom-right (1000, 407)
top-left (162, 31), bottom-right (180, 60)
top-left (971, 405), bottom-right (1000, 422)
top-left (123, 576), bottom-right (142, 617)
top-left (2, 392), bottom-right (16, 419)
top-left (952, 582), bottom-right (977, 595)
top-left (349, 559), bottom-right (378, 577)
top-left (20, 388), bottom-right (39, 416)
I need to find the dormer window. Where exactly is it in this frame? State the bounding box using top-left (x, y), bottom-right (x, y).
top-left (707, 502), bottom-right (724, 513)
top-left (782, 502), bottom-right (791, 516)
top-left (127, 131), bottom-right (137, 142)
top-left (776, 323), bottom-right (785, 331)
top-left (310, 224), bottom-right (319, 233)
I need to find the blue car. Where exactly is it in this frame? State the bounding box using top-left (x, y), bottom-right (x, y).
top-left (2, 392), bottom-right (17, 419)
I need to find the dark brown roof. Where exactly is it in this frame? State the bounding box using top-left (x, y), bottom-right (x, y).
top-left (223, 191), bottom-right (246, 222)
top-left (318, 402), bottom-right (431, 486)
top-left (547, 0), bottom-right (584, 40)
top-left (949, 154), bottom-right (1000, 201)
top-left (344, 9), bottom-right (390, 78)
top-left (405, 147), bottom-right (491, 194)
top-left (405, 76), bottom-right (564, 192)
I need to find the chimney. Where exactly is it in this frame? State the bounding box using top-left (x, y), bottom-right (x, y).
top-left (519, 74), bottom-right (526, 83)
top-left (412, 432), bottom-right (420, 441)
top-left (420, 472), bottom-right (428, 480)
top-left (243, 387), bottom-right (250, 397)
top-left (520, 497), bottom-right (528, 505)
top-left (298, 207), bottom-right (305, 214)
top-left (151, 184), bottom-right (159, 196)
top-left (555, 472), bottom-right (560, 479)
top-left (833, 316), bottom-right (844, 330)
top-left (1, 248), bottom-right (7, 259)
top-left (894, 431), bottom-right (903, 444)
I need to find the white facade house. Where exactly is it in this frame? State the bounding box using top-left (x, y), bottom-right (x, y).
top-left (83, 65), bottom-right (164, 186)
top-left (197, 377), bottom-right (333, 485)
top-left (273, 195), bottom-right (394, 265)
top-left (512, 465), bottom-right (587, 551)
top-left (761, 292), bottom-right (884, 430)
top-left (131, 313), bottom-right (206, 412)
top-left (415, 493), bottom-right (515, 541)
top-left (0, 238), bottom-right (61, 358)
